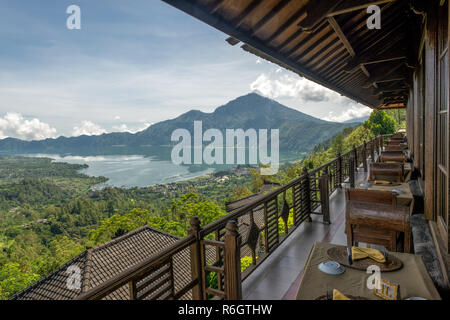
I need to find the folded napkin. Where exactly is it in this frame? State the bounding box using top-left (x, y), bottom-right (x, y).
top-left (333, 289), bottom-right (350, 300)
top-left (351, 247), bottom-right (386, 263)
top-left (374, 180), bottom-right (391, 185)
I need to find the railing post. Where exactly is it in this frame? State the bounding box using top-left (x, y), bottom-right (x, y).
top-left (224, 221), bottom-right (242, 300)
top-left (319, 173), bottom-right (330, 224)
top-left (337, 152), bottom-right (343, 187)
top-left (303, 167), bottom-right (312, 222)
top-left (353, 145), bottom-right (358, 170)
top-left (362, 140), bottom-right (368, 172)
top-left (370, 139), bottom-right (375, 163)
top-left (188, 217), bottom-right (204, 300)
top-left (349, 156), bottom-right (355, 188)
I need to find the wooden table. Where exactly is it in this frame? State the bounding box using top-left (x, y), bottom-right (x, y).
top-left (296, 242), bottom-right (441, 300)
top-left (356, 181), bottom-right (414, 214)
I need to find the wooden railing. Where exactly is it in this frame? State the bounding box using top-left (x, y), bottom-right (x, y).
top-left (76, 136), bottom-right (383, 300)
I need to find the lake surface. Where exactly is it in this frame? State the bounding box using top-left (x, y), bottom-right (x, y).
top-left (25, 150), bottom-right (303, 188)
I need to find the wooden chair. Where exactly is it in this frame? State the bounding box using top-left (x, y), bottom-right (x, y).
top-left (345, 189), bottom-right (411, 253)
top-left (385, 144), bottom-right (405, 152)
top-left (387, 139), bottom-right (405, 146)
top-left (392, 133), bottom-right (405, 139)
top-left (379, 151), bottom-right (407, 163)
top-left (369, 162), bottom-right (404, 182)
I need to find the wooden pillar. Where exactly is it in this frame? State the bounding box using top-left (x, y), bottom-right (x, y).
top-left (353, 145), bottom-right (358, 170)
top-left (319, 173), bottom-right (330, 224)
top-left (224, 221), bottom-right (242, 300)
top-left (188, 216), bottom-right (204, 300)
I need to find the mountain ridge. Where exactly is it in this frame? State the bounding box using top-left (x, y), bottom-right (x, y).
top-left (0, 93), bottom-right (355, 154)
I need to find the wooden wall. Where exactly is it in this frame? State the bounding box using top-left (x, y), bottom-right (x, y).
top-left (408, 1), bottom-right (449, 254)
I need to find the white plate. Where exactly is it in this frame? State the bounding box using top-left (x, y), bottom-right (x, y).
top-left (405, 297), bottom-right (427, 300)
top-left (318, 261), bottom-right (345, 275)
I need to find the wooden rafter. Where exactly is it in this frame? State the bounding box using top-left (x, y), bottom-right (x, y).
top-left (298, 0), bottom-right (396, 32)
top-left (344, 50), bottom-right (406, 73)
top-left (265, 9), bottom-right (307, 44)
top-left (362, 62), bottom-right (406, 88)
top-left (327, 17), bottom-right (370, 77)
top-left (233, 1), bottom-right (262, 29)
top-left (250, 0), bottom-right (291, 36)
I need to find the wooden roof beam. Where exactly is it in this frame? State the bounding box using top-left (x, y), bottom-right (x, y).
top-left (362, 62), bottom-right (406, 88)
top-left (327, 17), bottom-right (370, 77)
top-left (233, 1), bottom-right (262, 29)
top-left (265, 9), bottom-right (307, 44)
top-left (250, 0), bottom-right (291, 36)
top-left (371, 86), bottom-right (409, 96)
top-left (298, 0), bottom-right (396, 32)
top-left (344, 50), bottom-right (406, 73)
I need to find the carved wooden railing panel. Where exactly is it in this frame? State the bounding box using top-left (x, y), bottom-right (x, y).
top-left (77, 136), bottom-right (382, 300)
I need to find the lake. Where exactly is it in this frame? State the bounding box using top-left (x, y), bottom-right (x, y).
top-left (24, 150), bottom-right (303, 188)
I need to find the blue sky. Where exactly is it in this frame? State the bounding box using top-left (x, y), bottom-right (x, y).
top-left (0, 0), bottom-right (371, 140)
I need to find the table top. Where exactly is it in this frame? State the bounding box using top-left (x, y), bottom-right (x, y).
top-left (356, 181), bottom-right (414, 211)
top-left (296, 242), bottom-right (441, 300)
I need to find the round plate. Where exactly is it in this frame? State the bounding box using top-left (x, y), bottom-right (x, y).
top-left (405, 297), bottom-right (427, 300)
top-left (318, 261), bottom-right (345, 275)
top-left (327, 247), bottom-right (403, 272)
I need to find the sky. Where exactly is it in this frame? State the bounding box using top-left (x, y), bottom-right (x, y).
top-left (0, 0), bottom-right (372, 141)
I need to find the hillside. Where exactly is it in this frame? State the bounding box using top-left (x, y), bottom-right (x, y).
top-left (0, 93), bottom-right (354, 154)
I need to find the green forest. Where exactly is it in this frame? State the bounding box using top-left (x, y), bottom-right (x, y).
top-left (0, 109), bottom-right (405, 299)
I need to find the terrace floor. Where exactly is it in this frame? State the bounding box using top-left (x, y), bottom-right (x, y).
top-left (242, 169), bottom-right (369, 300)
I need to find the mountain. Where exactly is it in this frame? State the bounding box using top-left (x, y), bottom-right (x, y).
top-left (343, 116), bottom-right (369, 123)
top-left (0, 93), bottom-right (355, 155)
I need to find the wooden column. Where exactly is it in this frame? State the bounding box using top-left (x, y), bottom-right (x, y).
top-left (224, 221), bottom-right (242, 300)
top-left (423, 5), bottom-right (438, 221)
top-left (188, 216), bottom-right (204, 300)
top-left (319, 173), bottom-right (330, 224)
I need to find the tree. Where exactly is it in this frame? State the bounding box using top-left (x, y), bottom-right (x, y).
top-left (367, 110), bottom-right (396, 136)
top-left (0, 263), bottom-right (40, 299)
top-left (331, 133), bottom-right (344, 157)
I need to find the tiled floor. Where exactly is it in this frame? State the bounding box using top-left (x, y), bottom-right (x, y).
top-left (242, 169), bottom-right (369, 300)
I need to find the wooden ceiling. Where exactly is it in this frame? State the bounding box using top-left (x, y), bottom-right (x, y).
top-left (162, 0), bottom-right (426, 109)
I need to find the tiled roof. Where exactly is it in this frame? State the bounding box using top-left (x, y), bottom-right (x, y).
top-left (11, 226), bottom-right (193, 300)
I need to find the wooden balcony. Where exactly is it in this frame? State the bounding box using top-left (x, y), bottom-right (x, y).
top-left (76, 137), bottom-right (386, 300)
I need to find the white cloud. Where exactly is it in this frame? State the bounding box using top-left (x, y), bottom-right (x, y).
top-left (323, 105), bottom-right (372, 123)
top-left (250, 71), bottom-right (357, 105)
top-left (114, 115), bottom-right (121, 120)
top-left (72, 121), bottom-right (107, 136)
top-left (112, 122), bottom-right (152, 134)
top-left (0, 112), bottom-right (57, 140)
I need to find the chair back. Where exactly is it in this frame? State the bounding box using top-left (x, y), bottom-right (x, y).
top-left (379, 151), bottom-right (406, 163)
top-left (345, 188), bottom-right (397, 206)
top-left (369, 162), bottom-right (404, 182)
top-left (385, 145), bottom-right (405, 152)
